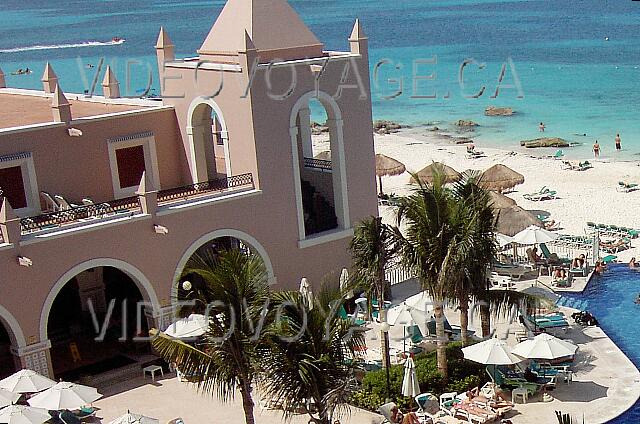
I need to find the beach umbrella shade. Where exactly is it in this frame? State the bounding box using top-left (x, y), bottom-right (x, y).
top-left (495, 205), bottom-right (543, 237)
top-left (410, 162), bottom-right (461, 185)
top-left (388, 302), bottom-right (429, 351)
top-left (164, 314), bottom-right (209, 340)
top-left (0, 388), bottom-right (20, 408)
top-left (28, 382), bottom-right (102, 410)
top-left (375, 154), bottom-right (406, 195)
top-left (512, 225), bottom-right (558, 245)
top-left (488, 191), bottom-right (517, 210)
top-left (462, 338), bottom-right (521, 382)
top-left (512, 333), bottom-right (578, 360)
top-left (404, 291), bottom-right (433, 313)
top-left (299, 278), bottom-right (314, 310)
top-left (0, 405), bottom-right (51, 424)
top-left (108, 412), bottom-right (159, 424)
top-left (401, 357), bottom-right (420, 398)
top-left (480, 164), bottom-right (525, 192)
top-left (0, 370), bottom-right (55, 394)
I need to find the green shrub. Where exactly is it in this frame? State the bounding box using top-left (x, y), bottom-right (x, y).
top-left (350, 342), bottom-right (489, 412)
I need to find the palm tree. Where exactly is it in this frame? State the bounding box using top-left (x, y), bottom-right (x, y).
top-left (349, 216), bottom-right (399, 371)
top-left (454, 173), bottom-right (540, 340)
top-left (150, 249), bottom-right (270, 424)
top-left (449, 173), bottom-right (498, 345)
top-left (395, 167), bottom-right (463, 380)
top-left (260, 285), bottom-right (365, 424)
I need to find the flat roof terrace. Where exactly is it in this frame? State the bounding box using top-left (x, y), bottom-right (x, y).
top-left (0, 89), bottom-right (156, 130)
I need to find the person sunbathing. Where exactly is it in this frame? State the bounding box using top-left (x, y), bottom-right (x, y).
top-left (389, 405), bottom-right (419, 424)
top-left (553, 268), bottom-right (567, 281)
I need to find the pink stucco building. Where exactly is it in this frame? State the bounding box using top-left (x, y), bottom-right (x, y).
top-left (0, 0), bottom-right (377, 380)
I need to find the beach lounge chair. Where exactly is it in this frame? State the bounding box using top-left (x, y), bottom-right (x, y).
top-left (617, 181), bottom-right (639, 193)
top-left (72, 407), bottom-right (97, 420)
top-left (539, 243), bottom-right (571, 265)
top-left (378, 402), bottom-right (397, 423)
top-left (553, 149), bottom-right (564, 159)
top-left (40, 191), bottom-right (59, 212)
top-left (54, 195), bottom-right (79, 210)
top-left (523, 188), bottom-right (557, 201)
top-left (59, 410), bottom-right (82, 424)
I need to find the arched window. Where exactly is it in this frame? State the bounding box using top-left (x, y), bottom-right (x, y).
top-left (187, 99), bottom-right (230, 183)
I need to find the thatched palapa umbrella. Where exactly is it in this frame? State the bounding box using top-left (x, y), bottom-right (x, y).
top-left (410, 162), bottom-right (461, 185)
top-left (496, 205), bottom-right (543, 237)
top-left (376, 154), bottom-right (405, 196)
top-left (480, 164), bottom-right (524, 192)
top-left (488, 190), bottom-right (517, 210)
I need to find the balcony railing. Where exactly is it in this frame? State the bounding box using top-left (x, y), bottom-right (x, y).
top-left (303, 157), bottom-right (332, 172)
top-left (157, 173), bottom-right (254, 204)
top-left (20, 197), bottom-right (141, 234)
top-left (19, 173), bottom-right (255, 235)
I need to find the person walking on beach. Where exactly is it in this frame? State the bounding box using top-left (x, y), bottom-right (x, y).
top-left (539, 122), bottom-right (545, 132)
top-left (593, 140), bottom-right (600, 158)
top-left (615, 133), bottom-right (621, 151)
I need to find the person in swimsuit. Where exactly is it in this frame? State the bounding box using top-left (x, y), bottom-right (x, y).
top-left (593, 141), bottom-right (600, 158)
top-left (615, 133), bottom-right (621, 151)
top-left (539, 122), bottom-right (545, 132)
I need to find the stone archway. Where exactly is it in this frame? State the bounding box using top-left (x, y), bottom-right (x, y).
top-left (171, 228), bottom-right (276, 302)
top-left (0, 305), bottom-right (26, 379)
top-left (186, 96), bottom-right (231, 183)
top-left (289, 90), bottom-right (350, 240)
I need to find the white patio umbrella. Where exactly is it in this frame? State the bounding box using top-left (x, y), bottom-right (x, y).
top-left (0, 370), bottom-right (55, 394)
top-left (0, 405), bottom-right (51, 424)
top-left (404, 291), bottom-right (433, 313)
top-left (512, 225), bottom-right (557, 245)
top-left (0, 388), bottom-right (20, 408)
top-left (512, 333), bottom-right (578, 360)
top-left (339, 268), bottom-right (353, 299)
top-left (164, 314), bottom-right (209, 339)
top-left (462, 337), bottom-right (521, 383)
top-left (299, 278), bottom-right (314, 310)
top-left (401, 357), bottom-right (420, 398)
top-left (28, 382), bottom-right (102, 410)
top-left (108, 411), bottom-right (159, 424)
top-left (388, 302), bottom-right (429, 352)
top-left (496, 233), bottom-right (514, 248)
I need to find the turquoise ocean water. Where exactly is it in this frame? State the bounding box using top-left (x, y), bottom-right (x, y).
top-left (2, 0), bottom-right (640, 420)
top-left (2, 0), bottom-right (640, 159)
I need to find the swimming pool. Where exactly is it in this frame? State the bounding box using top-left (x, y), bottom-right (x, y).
top-left (557, 265), bottom-right (640, 423)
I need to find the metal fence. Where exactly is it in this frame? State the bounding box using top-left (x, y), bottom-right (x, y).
top-left (157, 173), bottom-right (254, 203)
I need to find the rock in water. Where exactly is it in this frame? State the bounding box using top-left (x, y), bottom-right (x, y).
top-left (485, 106), bottom-right (514, 116)
top-left (373, 120), bottom-right (402, 134)
top-left (455, 120), bottom-right (478, 127)
top-left (519, 137), bottom-right (570, 148)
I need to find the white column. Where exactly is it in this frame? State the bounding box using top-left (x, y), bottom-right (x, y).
top-left (297, 107), bottom-right (314, 159)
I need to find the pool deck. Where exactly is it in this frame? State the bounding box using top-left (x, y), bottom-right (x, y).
top-left (536, 271), bottom-right (594, 294)
top-left (89, 278), bottom-right (639, 424)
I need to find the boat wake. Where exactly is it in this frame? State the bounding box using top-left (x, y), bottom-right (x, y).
top-left (0, 39), bottom-right (125, 54)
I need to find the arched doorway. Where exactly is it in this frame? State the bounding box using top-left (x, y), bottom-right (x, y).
top-left (44, 264), bottom-right (159, 380)
top-left (290, 91), bottom-right (350, 239)
top-left (187, 97), bottom-right (230, 184)
top-left (173, 229), bottom-right (276, 303)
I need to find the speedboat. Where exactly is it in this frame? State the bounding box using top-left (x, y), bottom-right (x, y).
top-left (111, 37), bottom-right (126, 44)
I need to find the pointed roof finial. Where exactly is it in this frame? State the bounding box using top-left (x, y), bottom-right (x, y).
top-left (102, 66), bottom-right (118, 86)
top-left (0, 197), bottom-right (17, 223)
top-left (155, 26), bottom-right (174, 49)
top-left (52, 84), bottom-right (70, 108)
top-left (42, 62), bottom-right (58, 81)
top-left (349, 18), bottom-right (367, 41)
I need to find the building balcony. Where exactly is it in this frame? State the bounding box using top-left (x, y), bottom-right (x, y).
top-left (10, 173), bottom-right (255, 239)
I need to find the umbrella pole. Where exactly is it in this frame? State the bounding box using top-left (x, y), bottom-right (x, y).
top-left (378, 175), bottom-right (384, 197)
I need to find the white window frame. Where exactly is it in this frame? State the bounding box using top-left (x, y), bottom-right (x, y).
top-left (0, 152), bottom-right (40, 217)
top-left (107, 132), bottom-right (160, 199)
